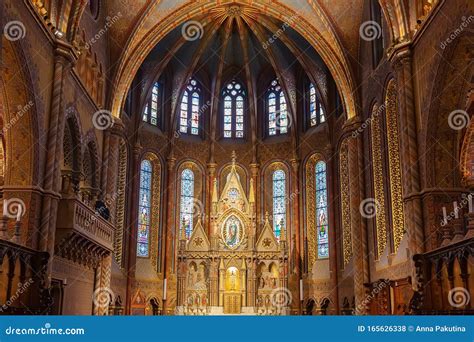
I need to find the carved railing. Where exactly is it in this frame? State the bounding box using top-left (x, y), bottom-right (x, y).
top-left (0, 239), bottom-right (51, 314)
top-left (412, 237), bottom-right (474, 314)
top-left (55, 198), bottom-right (114, 267)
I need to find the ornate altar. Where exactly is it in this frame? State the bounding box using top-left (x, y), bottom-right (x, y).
top-left (176, 156), bottom-right (289, 315)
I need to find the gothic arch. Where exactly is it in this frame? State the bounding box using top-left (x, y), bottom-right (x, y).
top-left (423, 35), bottom-right (473, 189)
top-left (110, 0), bottom-right (358, 122)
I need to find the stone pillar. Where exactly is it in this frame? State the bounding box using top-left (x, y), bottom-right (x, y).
top-left (219, 258), bottom-right (225, 306)
top-left (206, 162), bottom-right (217, 236)
top-left (39, 41), bottom-right (77, 287)
top-left (102, 119), bottom-right (125, 221)
top-left (209, 259), bottom-right (219, 306)
top-left (125, 143), bottom-right (142, 314)
top-left (94, 254), bottom-right (112, 315)
top-left (344, 122), bottom-right (369, 314)
top-left (162, 155), bottom-right (176, 314)
top-left (289, 158), bottom-right (302, 314)
top-left (392, 49), bottom-right (425, 256)
top-left (241, 258), bottom-right (247, 307)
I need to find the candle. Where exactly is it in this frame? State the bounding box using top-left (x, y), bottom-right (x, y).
top-left (2, 201), bottom-right (6, 217)
top-left (453, 201), bottom-right (459, 219)
top-left (442, 207), bottom-right (448, 224)
top-left (469, 194), bottom-right (473, 213)
top-left (163, 278), bottom-right (167, 301)
top-left (299, 279), bottom-right (303, 301)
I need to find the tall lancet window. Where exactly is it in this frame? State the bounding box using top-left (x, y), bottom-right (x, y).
top-left (308, 83), bottom-right (325, 127)
top-left (222, 80), bottom-right (245, 138)
top-left (267, 79), bottom-right (288, 136)
top-left (137, 160), bottom-right (152, 257)
top-left (180, 78), bottom-right (201, 135)
top-left (272, 169), bottom-right (286, 240)
top-left (142, 82), bottom-right (161, 126)
top-left (315, 161), bottom-right (329, 258)
top-left (180, 169), bottom-right (195, 239)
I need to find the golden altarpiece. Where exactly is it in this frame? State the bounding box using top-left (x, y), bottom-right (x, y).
top-left (176, 158), bottom-right (289, 315)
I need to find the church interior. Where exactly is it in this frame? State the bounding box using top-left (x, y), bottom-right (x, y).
top-left (0, 0), bottom-right (473, 316)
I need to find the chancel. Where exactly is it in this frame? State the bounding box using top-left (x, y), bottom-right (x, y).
top-left (0, 0), bottom-right (473, 316)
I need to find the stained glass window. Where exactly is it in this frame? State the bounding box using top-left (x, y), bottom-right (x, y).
top-left (272, 169), bottom-right (286, 240)
top-left (180, 169), bottom-right (195, 239)
top-left (308, 83), bottom-right (325, 127)
top-left (222, 80), bottom-right (245, 138)
top-left (142, 82), bottom-right (161, 126)
top-left (267, 79), bottom-right (288, 136)
top-left (180, 78), bottom-right (201, 135)
top-left (315, 161), bottom-right (329, 258)
top-left (137, 160), bottom-right (152, 257)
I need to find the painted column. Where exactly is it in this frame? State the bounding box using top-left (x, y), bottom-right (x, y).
top-left (344, 120), bottom-right (369, 314)
top-left (162, 155), bottom-right (176, 315)
top-left (290, 158), bottom-right (302, 314)
top-left (391, 49), bottom-right (425, 257)
top-left (39, 41), bottom-right (76, 287)
top-left (125, 142), bottom-right (142, 314)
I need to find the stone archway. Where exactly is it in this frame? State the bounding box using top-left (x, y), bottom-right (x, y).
top-left (109, 0), bottom-right (358, 121)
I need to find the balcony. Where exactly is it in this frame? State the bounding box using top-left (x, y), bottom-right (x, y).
top-left (55, 198), bottom-right (114, 267)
